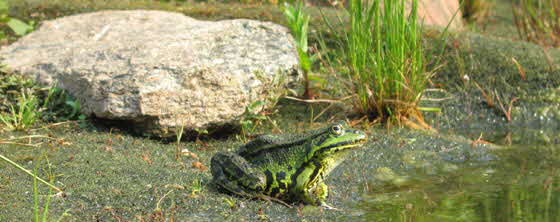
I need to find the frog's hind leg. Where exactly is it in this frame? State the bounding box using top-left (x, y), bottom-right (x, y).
top-left (211, 152), bottom-right (294, 208)
top-left (211, 152), bottom-right (267, 197)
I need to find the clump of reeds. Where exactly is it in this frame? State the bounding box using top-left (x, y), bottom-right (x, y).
top-left (336, 0), bottom-right (430, 127)
top-left (513, 0), bottom-right (560, 47)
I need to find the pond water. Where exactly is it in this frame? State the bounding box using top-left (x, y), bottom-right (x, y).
top-left (353, 130), bottom-right (560, 222)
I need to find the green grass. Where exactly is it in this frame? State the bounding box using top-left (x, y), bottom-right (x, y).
top-left (325, 0), bottom-right (428, 125)
top-left (0, 152), bottom-right (67, 220)
top-left (41, 87), bottom-right (85, 122)
top-left (283, 0), bottom-right (314, 99)
top-left (33, 157), bottom-right (53, 222)
top-left (0, 78), bottom-right (84, 132)
top-left (0, 154), bottom-right (61, 192)
top-left (0, 67), bottom-right (89, 133)
top-left (0, 89), bottom-right (41, 131)
top-left (513, 0), bottom-right (560, 47)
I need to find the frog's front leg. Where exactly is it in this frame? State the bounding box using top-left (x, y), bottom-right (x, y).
top-left (303, 179), bottom-right (340, 210)
top-left (303, 178), bottom-right (330, 207)
top-left (211, 152), bottom-right (267, 197)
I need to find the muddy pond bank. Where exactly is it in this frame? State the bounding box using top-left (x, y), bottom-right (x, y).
top-left (427, 31), bottom-right (560, 143)
top-left (1, 90), bottom-right (558, 221)
top-left (0, 102), bottom-right (500, 221)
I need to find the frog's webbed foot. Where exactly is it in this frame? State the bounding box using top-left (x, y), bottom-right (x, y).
top-left (303, 179), bottom-right (338, 209)
top-left (211, 152), bottom-right (266, 197)
top-left (302, 179), bottom-right (342, 210)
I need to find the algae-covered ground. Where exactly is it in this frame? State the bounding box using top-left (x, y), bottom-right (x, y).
top-left (2, 0), bottom-right (560, 221)
top-left (0, 101), bottom-right (503, 221)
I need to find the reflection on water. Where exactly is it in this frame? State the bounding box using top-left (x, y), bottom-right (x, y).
top-left (355, 138), bottom-right (560, 221)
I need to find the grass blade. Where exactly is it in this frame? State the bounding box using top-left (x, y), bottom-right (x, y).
top-left (0, 154), bottom-right (62, 192)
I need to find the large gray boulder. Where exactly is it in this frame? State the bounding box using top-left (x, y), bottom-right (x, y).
top-left (0, 10), bottom-right (300, 136)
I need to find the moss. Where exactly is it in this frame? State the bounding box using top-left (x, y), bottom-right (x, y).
top-left (423, 30), bottom-right (560, 131)
top-left (438, 32), bottom-right (560, 96)
top-left (0, 102), bottom-right (500, 221)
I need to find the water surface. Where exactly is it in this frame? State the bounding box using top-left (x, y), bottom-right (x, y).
top-left (354, 129), bottom-right (560, 222)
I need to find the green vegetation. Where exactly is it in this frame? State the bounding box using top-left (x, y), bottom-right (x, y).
top-left (0, 68), bottom-right (82, 220)
top-left (461, 0), bottom-right (495, 24)
top-left (326, 0), bottom-right (428, 126)
top-left (0, 154), bottom-right (61, 192)
top-left (0, 70), bottom-right (35, 111)
top-left (513, 0), bottom-right (560, 47)
top-left (0, 153), bottom-right (66, 221)
top-left (32, 156), bottom-right (60, 222)
top-left (0, 89), bottom-right (40, 131)
top-left (238, 71), bottom-right (286, 141)
top-left (283, 0), bottom-right (314, 99)
top-left (0, 72), bottom-right (85, 131)
top-left (0, 0), bottom-right (33, 41)
top-left (41, 87), bottom-right (86, 122)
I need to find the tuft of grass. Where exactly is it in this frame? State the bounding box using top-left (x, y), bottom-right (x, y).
top-left (328, 0), bottom-right (429, 126)
top-left (0, 89), bottom-right (41, 131)
top-left (0, 70), bottom-right (86, 132)
top-left (0, 84), bottom-right (85, 131)
top-left (282, 0), bottom-right (314, 99)
top-left (175, 124), bottom-right (185, 162)
top-left (513, 0), bottom-right (560, 47)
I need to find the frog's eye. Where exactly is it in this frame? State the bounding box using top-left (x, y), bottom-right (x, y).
top-left (331, 124), bottom-right (343, 135)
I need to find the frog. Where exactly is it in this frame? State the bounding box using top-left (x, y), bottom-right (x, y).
top-left (210, 122), bottom-right (367, 209)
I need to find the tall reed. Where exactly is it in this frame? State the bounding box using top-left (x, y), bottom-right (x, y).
top-left (343, 0), bottom-right (427, 123)
top-left (283, 0), bottom-right (314, 99)
top-left (513, 0), bottom-right (560, 47)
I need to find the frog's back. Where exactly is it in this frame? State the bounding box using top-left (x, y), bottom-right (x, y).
top-left (237, 129), bottom-right (326, 168)
top-left (238, 129), bottom-right (323, 155)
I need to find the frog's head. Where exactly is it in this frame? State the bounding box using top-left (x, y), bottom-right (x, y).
top-left (308, 123), bottom-right (367, 164)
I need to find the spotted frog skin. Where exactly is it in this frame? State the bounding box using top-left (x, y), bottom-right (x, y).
top-left (211, 123), bottom-right (367, 208)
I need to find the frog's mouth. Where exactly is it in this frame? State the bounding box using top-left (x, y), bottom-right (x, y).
top-left (322, 134), bottom-right (367, 153)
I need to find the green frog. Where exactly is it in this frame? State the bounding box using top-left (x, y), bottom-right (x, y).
top-left (211, 122), bottom-right (367, 208)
